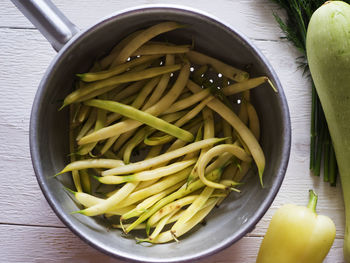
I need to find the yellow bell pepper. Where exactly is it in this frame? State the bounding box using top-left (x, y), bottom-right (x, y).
top-left (256, 190), bottom-right (336, 263)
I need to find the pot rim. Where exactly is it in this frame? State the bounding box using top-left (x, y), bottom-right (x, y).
top-left (29, 4), bottom-right (291, 263)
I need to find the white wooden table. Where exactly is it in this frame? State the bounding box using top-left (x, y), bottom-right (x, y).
top-left (0, 0), bottom-right (346, 262)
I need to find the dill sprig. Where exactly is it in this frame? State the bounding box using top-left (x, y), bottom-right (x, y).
top-left (270, 0), bottom-right (347, 186)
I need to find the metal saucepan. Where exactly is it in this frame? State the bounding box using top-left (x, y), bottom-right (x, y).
top-left (12, 0), bottom-right (291, 262)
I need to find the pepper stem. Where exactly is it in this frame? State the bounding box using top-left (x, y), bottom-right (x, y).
top-left (307, 189), bottom-right (318, 213)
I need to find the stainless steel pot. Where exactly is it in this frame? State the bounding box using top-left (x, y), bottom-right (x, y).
top-left (12, 0), bottom-right (291, 262)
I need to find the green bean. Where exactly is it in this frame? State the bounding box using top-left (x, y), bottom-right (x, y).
top-left (100, 29), bottom-right (144, 69)
top-left (78, 55), bottom-right (162, 82)
top-left (62, 64), bottom-right (181, 108)
top-left (112, 22), bottom-right (183, 65)
top-left (187, 50), bottom-right (249, 82)
top-left (124, 168), bottom-right (222, 233)
top-left (84, 99), bottom-right (194, 143)
top-left (132, 44), bottom-right (190, 56)
top-left (196, 144), bottom-right (251, 189)
top-left (77, 181), bottom-right (139, 216)
top-left (97, 159), bottom-right (196, 184)
top-left (142, 55), bottom-right (175, 110)
top-left (57, 159), bottom-right (124, 175)
top-left (102, 138), bottom-right (225, 176)
top-left (78, 63), bottom-right (190, 145)
top-left (163, 88), bottom-right (211, 114)
top-left (187, 80), bottom-right (265, 186)
top-left (222, 76), bottom-right (269, 96)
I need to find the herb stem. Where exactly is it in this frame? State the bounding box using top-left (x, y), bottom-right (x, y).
top-left (329, 144), bottom-right (338, 187)
top-left (323, 127), bottom-right (330, 182)
top-left (271, 0), bottom-right (340, 186)
top-left (310, 83), bottom-right (317, 170)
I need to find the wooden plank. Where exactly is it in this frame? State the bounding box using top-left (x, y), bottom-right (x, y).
top-left (0, 28), bottom-right (61, 227)
top-left (0, 224), bottom-right (344, 262)
top-left (1, 0), bottom-right (284, 41)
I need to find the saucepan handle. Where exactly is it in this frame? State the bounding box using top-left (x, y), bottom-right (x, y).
top-left (11, 0), bottom-right (79, 51)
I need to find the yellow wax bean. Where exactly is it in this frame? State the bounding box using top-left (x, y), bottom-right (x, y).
top-left (102, 138), bottom-right (225, 176)
top-left (196, 144), bottom-right (252, 189)
top-left (187, 50), bottom-right (249, 82)
top-left (132, 44), bottom-right (190, 56)
top-left (78, 181), bottom-right (139, 216)
top-left (247, 102), bottom-right (260, 141)
top-left (147, 195), bottom-right (198, 228)
top-left (100, 29), bottom-right (143, 69)
top-left (112, 22), bottom-right (183, 65)
top-left (187, 80), bottom-right (265, 186)
top-left (78, 63), bottom-right (190, 145)
top-left (116, 168), bottom-right (191, 208)
top-left (151, 198), bottom-right (218, 243)
top-left (222, 76), bottom-right (269, 95)
top-left (62, 64), bottom-right (181, 107)
top-left (142, 54), bottom-right (175, 110)
top-left (57, 159), bottom-right (124, 175)
top-left (78, 55), bottom-right (162, 82)
top-left (98, 159), bottom-right (196, 184)
top-left (162, 88), bottom-right (211, 114)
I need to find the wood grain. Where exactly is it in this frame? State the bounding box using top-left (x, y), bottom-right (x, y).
top-left (1, 0), bottom-right (284, 40)
top-left (0, 0), bottom-right (347, 262)
top-left (0, 224), bottom-right (344, 263)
